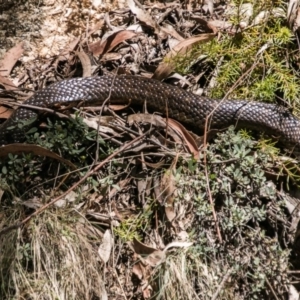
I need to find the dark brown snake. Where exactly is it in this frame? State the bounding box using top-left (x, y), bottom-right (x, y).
top-left (1, 75), bottom-right (300, 154)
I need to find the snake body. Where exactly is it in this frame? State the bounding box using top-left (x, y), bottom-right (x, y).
top-left (1, 75), bottom-right (300, 153)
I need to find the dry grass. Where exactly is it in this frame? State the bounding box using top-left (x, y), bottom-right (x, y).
top-left (0, 208), bottom-right (106, 299)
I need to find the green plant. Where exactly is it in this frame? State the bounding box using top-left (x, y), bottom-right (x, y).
top-left (155, 127), bottom-right (290, 299)
top-left (172, 0), bottom-right (300, 112)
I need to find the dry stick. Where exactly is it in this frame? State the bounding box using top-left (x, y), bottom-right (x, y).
top-left (95, 73), bottom-right (118, 162)
top-left (265, 277), bottom-right (280, 300)
top-left (0, 100), bottom-right (70, 119)
top-left (0, 132), bottom-right (147, 237)
top-left (288, 270), bottom-right (300, 274)
top-left (202, 61), bottom-right (259, 243)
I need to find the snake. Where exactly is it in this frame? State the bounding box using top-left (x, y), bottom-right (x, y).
top-left (0, 75), bottom-right (300, 154)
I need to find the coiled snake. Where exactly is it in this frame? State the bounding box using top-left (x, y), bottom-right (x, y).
top-left (0, 75), bottom-right (300, 154)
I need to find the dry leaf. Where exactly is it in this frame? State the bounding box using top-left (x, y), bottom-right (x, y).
top-left (82, 119), bottom-right (115, 134)
top-left (132, 263), bottom-right (145, 280)
top-left (0, 42), bottom-right (24, 77)
top-left (129, 113), bottom-right (198, 156)
top-left (294, 8), bottom-right (300, 31)
top-left (131, 238), bottom-right (157, 255)
top-left (142, 285), bottom-right (153, 299)
top-left (162, 177), bottom-right (176, 221)
top-left (89, 30), bottom-right (137, 56)
top-left (76, 50), bottom-right (92, 77)
top-left (167, 33), bottom-right (215, 57)
top-left (131, 240), bottom-right (165, 267)
top-left (98, 230), bottom-right (113, 263)
top-left (145, 250), bottom-right (165, 267)
top-left (152, 63), bottom-right (174, 81)
top-left (0, 75), bottom-right (17, 91)
top-left (127, 0), bottom-right (160, 34)
top-left (107, 179), bottom-right (131, 203)
top-left (161, 24), bottom-right (185, 41)
top-left (153, 33), bottom-right (215, 80)
top-left (166, 118), bottom-right (199, 159)
top-left (0, 105), bottom-right (13, 119)
top-left (101, 288), bottom-right (108, 300)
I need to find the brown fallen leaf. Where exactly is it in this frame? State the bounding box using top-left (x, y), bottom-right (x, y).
top-left (21, 197), bottom-right (43, 209)
top-left (109, 103), bottom-right (131, 111)
top-left (190, 15), bottom-right (218, 34)
top-left (142, 285), bottom-right (153, 299)
top-left (151, 63), bottom-right (174, 82)
top-left (127, 0), bottom-right (161, 35)
top-left (131, 239), bottom-right (165, 267)
top-left (106, 178), bottom-right (131, 205)
top-left (145, 250), bottom-right (165, 267)
top-left (162, 34), bottom-right (215, 74)
top-left (0, 104), bottom-right (13, 119)
top-left (153, 33), bottom-right (216, 80)
top-left (54, 190), bottom-right (79, 208)
top-left (128, 113), bottom-right (199, 158)
top-left (170, 33), bottom-right (216, 54)
top-left (89, 30), bottom-right (137, 56)
top-left (0, 144), bottom-right (76, 170)
top-left (0, 74), bottom-right (17, 91)
top-left (131, 238), bottom-right (158, 255)
top-left (0, 42), bottom-right (24, 77)
top-left (132, 262), bottom-right (153, 298)
top-left (161, 24), bottom-right (185, 41)
top-left (203, 0), bottom-right (214, 15)
top-left (165, 118), bottom-right (199, 159)
top-left (79, 115), bottom-right (123, 136)
top-left (132, 262), bottom-right (145, 280)
top-left (76, 50), bottom-right (92, 77)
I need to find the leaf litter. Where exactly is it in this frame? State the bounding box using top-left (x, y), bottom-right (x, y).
top-left (0, 0), bottom-right (300, 299)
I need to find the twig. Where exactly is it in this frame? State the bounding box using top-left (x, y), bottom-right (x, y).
top-left (95, 72), bottom-right (118, 162)
top-left (202, 60), bottom-right (261, 243)
top-left (265, 277), bottom-right (280, 300)
top-left (0, 100), bottom-right (69, 119)
top-left (204, 164), bottom-right (222, 242)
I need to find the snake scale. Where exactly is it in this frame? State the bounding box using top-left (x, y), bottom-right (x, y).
top-left (0, 75), bottom-right (300, 154)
